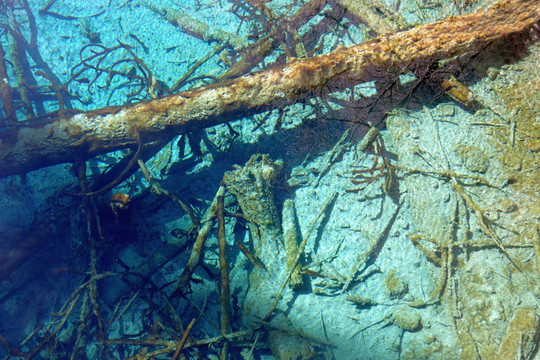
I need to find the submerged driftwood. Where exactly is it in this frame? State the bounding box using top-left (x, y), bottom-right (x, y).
top-left (0, 0), bottom-right (538, 178)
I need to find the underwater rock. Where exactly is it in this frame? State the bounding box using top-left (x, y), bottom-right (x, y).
top-left (455, 144), bottom-right (490, 173)
top-left (268, 330), bottom-right (318, 360)
top-left (392, 308), bottom-right (422, 332)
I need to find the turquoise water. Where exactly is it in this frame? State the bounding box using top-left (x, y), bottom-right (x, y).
top-left (0, 0), bottom-right (538, 359)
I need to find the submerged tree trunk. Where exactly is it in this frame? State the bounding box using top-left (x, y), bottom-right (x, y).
top-left (0, 0), bottom-right (538, 178)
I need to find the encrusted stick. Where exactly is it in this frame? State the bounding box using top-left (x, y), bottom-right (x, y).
top-left (1, 0), bottom-right (538, 177)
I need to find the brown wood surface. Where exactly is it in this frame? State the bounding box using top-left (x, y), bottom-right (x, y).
top-left (0, 0), bottom-right (538, 178)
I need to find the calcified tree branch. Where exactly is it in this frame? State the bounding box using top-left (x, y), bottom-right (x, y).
top-left (0, 0), bottom-right (538, 178)
top-left (0, 43), bottom-right (15, 124)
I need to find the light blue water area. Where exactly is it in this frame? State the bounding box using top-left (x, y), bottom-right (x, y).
top-left (0, 0), bottom-right (538, 359)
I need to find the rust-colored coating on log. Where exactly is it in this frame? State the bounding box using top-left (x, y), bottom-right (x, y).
top-left (0, 0), bottom-right (538, 178)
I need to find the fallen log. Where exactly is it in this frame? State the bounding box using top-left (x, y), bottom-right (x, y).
top-left (0, 0), bottom-right (538, 178)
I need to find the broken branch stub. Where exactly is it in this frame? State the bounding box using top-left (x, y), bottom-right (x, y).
top-left (0, 0), bottom-right (538, 178)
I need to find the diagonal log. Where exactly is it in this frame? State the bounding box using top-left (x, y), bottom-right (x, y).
top-left (0, 0), bottom-right (538, 178)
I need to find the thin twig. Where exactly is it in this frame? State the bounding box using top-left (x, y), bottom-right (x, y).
top-left (171, 318), bottom-right (196, 360)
